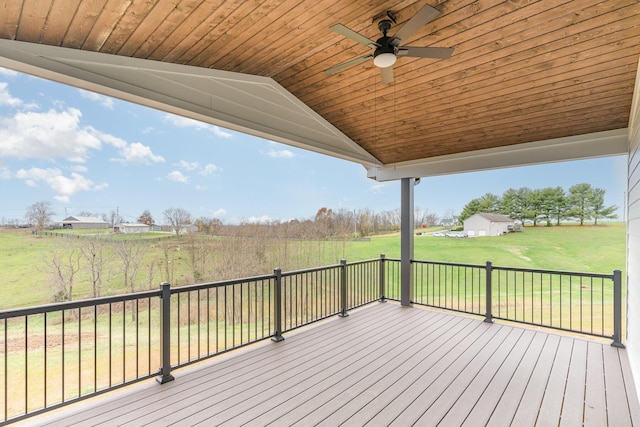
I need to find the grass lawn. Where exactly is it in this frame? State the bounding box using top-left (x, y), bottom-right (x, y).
top-left (0, 223), bottom-right (626, 310)
top-left (343, 223), bottom-right (625, 274)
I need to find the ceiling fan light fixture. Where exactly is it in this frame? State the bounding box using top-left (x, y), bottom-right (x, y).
top-left (373, 48), bottom-right (398, 68)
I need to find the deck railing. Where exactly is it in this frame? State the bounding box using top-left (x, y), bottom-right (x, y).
top-left (0, 255), bottom-right (623, 424)
top-left (410, 260), bottom-right (623, 344)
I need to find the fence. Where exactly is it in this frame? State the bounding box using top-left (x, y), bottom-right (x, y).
top-left (411, 260), bottom-right (623, 343)
top-left (0, 255), bottom-right (623, 424)
top-left (0, 258), bottom-right (383, 424)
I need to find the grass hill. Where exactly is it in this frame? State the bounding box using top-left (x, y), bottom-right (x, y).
top-left (0, 223), bottom-right (626, 309)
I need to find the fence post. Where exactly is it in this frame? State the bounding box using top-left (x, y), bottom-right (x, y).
top-left (484, 261), bottom-right (493, 324)
top-left (379, 254), bottom-right (386, 302)
top-left (157, 282), bottom-right (175, 384)
top-left (340, 259), bottom-right (349, 317)
top-left (272, 268), bottom-right (284, 342)
top-left (612, 269), bottom-right (624, 348)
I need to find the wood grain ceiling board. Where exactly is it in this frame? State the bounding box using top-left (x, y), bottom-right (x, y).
top-left (0, 0), bottom-right (638, 166)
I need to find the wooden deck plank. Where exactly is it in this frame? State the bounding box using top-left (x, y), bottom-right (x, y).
top-left (584, 341), bottom-right (607, 426)
top-left (23, 303), bottom-right (639, 427)
top-left (602, 346), bottom-right (633, 427)
top-left (509, 334), bottom-right (561, 426)
top-left (315, 319), bottom-right (503, 426)
top-left (211, 311), bottom-right (454, 426)
top-left (383, 323), bottom-right (514, 426)
top-left (435, 329), bottom-right (535, 426)
top-left (536, 336), bottom-right (574, 427)
top-left (619, 347), bottom-right (640, 425)
top-left (559, 339), bottom-right (588, 427)
top-left (109, 304), bottom-right (423, 426)
top-left (48, 304), bottom-right (400, 426)
top-left (243, 310), bottom-right (471, 426)
top-left (483, 332), bottom-right (550, 427)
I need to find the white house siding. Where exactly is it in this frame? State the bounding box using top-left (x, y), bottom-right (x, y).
top-left (463, 213), bottom-right (513, 237)
top-left (627, 59), bottom-right (640, 398)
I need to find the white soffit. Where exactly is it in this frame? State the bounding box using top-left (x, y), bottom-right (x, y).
top-left (0, 39), bottom-right (380, 167)
top-left (367, 129), bottom-right (629, 182)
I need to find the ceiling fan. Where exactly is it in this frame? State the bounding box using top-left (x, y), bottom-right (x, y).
top-left (325, 4), bottom-right (453, 84)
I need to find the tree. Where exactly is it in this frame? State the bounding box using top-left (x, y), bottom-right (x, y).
top-left (538, 187), bottom-right (563, 226)
top-left (26, 201), bottom-right (54, 232)
top-left (568, 183), bottom-right (594, 225)
top-left (590, 188), bottom-right (618, 225)
top-left (46, 240), bottom-right (81, 302)
top-left (104, 210), bottom-right (123, 227)
top-left (548, 186), bottom-right (569, 225)
top-left (138, 209), bottom-right (155, 225)
top-left (163, 207), bottom-right (192, 236)
top-left (459, 199), bottom-right (482, 222)
top-left (115, 240), bottom-right (146, 293)
top-left (478, 193), bottom-right (501, 213)
top-left (80, 237), bottom-right (106, 298)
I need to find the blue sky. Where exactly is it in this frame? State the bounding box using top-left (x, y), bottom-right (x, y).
top-left (0, 67), bottom-right (628, 224)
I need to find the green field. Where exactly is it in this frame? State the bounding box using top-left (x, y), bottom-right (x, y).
top-left (0, 223), bottom-right (626, 310)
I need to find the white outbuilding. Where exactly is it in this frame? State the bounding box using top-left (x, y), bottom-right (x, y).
top-left (463, 213), bottom-right (515, 237)
top-left (115, 223), bottom-right (151, 234)
top-left (61, 216), bottom-right (109, 229)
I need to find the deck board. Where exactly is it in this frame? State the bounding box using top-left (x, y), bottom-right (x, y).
top-left (26, 302), bottom-right (640, 427)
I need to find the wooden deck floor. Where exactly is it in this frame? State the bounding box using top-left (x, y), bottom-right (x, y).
top-left (28, 302), bottom-right (640, 426)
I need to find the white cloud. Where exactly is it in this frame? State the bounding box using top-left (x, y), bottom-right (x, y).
top-left (195, 184), bottom-right (208, 191)
top-left (212, 208), bottom-right (227, 217)
top-left (70, 165), bottom-right (88, 172)
top-left (199, 163), bottom-right (219, 176)
top-left (0, 67), bottom-right (18, 77)
top-left (167, 170), bottom-right (189, 183)
top-left (0, 108), bottom-right (101, 162)
top-left (0, 82), bottom-right (22, 107)
top-left (246, 215), bottom-right (272, 224)
top-left (370, 183), bottom-right (385, 194)
top-left (0, 167), bottom-right (10, 179)
top-left (93, 131), bottom-right (161, 164)
top-left (78, 89), bottom-right (114, 109)
top-left (263, 149), bottom-right (295, 159)
top-left (15, 167), bottom-right (106, 203)
top-left (176, 160), bottom-right (199, 171)
top-left (0, 110), bottom-right (164, 165)
top-left (163, 114), bottom-right (233, 138)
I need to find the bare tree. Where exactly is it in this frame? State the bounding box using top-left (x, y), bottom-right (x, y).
top-left (80, 237), bottom-right (106, 297)
top-left (163, 207), bottom-right (192, 236)
top-left (47, 240), bottom-right (81, 302)
top-left (115, 240), bottom-right (146, 294)
top-left (26, 201), bottom-right (55, 232)
top-left (104, 210), bottom-right (124, 228)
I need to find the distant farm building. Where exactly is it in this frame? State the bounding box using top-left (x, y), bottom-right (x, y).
top-left (115, 223), bottom-right (150, 234)
top-left (463, 213), bottom-right (515, 237)
top-left (61, 216), bottom-right (108, 229)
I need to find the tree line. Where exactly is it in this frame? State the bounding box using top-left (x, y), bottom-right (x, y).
top-left (459, 183), bottom-right (618, 226)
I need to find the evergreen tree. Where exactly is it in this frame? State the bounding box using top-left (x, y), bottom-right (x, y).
top-left (568, 183), bottom-right (593, 225)
top-left (590, 188), bottom-right (618, 225)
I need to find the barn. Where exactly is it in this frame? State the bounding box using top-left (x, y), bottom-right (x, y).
top-left (61, 216), bottom-right (108, 229)
top-left (463, 213), bottom-right (514, 237)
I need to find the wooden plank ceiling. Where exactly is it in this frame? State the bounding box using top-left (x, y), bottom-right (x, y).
top-left (0, 0), bottom-right (638, 166)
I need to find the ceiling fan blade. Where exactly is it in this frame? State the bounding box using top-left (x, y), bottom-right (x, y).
top-left (380, 66), bottom-right (394, 84)
top-left (398, 46), bottom-right (454, 59)
top-left (325, 54), bottom-right (373, 75)
top-left (330, 24), bottom-right (378, 48)
top-left (392, 4), bottom-right (440, 46)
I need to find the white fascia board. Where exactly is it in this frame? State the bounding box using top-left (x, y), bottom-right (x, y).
top-left (0, 39), bottom-right (381, 167)
top-left (366, 129), bottom-right (629, 182)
